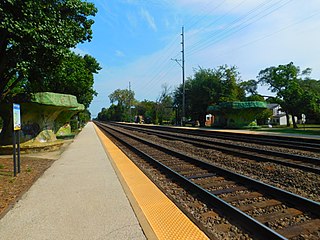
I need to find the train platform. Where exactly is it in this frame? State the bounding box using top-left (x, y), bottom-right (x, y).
top-left (176, 125), bottom-right (320, 140)
top-left (0, 122), bottom-right (208, 240)
top-left (204, 128), bottom-right (320, 139)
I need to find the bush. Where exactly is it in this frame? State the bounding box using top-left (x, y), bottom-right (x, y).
top-left (70, 119), bottom-right (78, 132)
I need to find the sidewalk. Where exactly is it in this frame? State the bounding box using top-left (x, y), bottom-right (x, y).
top-left (0, 122), bottom-right (146, 240)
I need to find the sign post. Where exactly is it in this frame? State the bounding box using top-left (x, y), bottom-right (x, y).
top-left (13, 103), bottom-right (21, 176)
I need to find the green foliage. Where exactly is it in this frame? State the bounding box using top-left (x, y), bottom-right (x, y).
top-left (109, 89), bottom-right (135, 107)
top-left (135, 100), bottom-right (157, 123)
top-left (156, 85), bottom-right (175, 124)
top-left (246, 94), bottom-right (265, 101)
top-left (257, 62), bottom-right (320, 127)
top-left (217, 65), bottom-right (245, 102)
top-left (26, 51), bottom-right (100, 108)
top-left (97, 104), bottom-right (126, 122)
top-left (26, 166), bottom-right (32, 173)
top-left (108, 89), bottom-right (135, 121)
top-left (97, 108), bottom-right (109, 121)
top-left (173, 66), bottom-right (244, 126)
top-left (240, 80), bottom-right (258, 96)
top-left (255, 108), bottom-right (273, 125)
top-left (78, 109), bottom-right (91, 126)
top-left (97, 85), bottom-right (176, 125)
top-left (0, 0), bottom-right (97, 101)
top-left (70, 118), bottom-right (79, 132)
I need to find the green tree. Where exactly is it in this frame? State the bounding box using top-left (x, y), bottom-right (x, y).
top-left (78, 109), bottom-right (91, 126)
top-left (0, 0), bottom-right (97, 101)
top-left (257, 62), bottom-right (314, 128)
top-left (240, 79), bottom-right (258, 96)
top-left (97, 108), bottom-right (109, 121)
top-left (173, 66), bottom-right (244, 126)
top-left (26, 51), bottom-right (101, 108)
top-left (299, 79), bottom-right (320, 122)
top-left (96, 105), bottom-right (124, 122)
top-left (217, 65), bottom-right (245, 102)
top-left (156, 85), bottom-right (175, 125)
top-left (108, 89), bottom-right (135, 122)
top-left (135, 100), bottom-right (157, 124)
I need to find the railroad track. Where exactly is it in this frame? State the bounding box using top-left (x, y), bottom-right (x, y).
top-left (95, 122), bottom-right (320, 240)
top-left (106, 122), bottom-right (320, 174)
top-left (109, 122), bottom-right (320, 153)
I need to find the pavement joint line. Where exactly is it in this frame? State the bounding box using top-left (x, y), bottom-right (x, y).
top-left (94, 124), bottom-right (209, 240)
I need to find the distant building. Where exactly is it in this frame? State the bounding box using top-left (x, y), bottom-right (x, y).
top-left (267, 104), bottom-right (296, 125)
top-left (205, 114), bottom-right (214, 127)
top-left (207, 101), bottom-right (267, 128)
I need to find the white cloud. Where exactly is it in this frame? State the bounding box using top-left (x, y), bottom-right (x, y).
top-left (115, 50), bottom-right (125, 57)
top-left (127, 12), bottom-right (138, 29)
top-left (140, 7), bottom-right (157, 31)
top-left (89, 0), bottom-right (320, 116)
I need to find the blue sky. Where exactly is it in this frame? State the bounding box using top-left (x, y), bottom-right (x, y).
top-left (75, 0), bottom-right (320, 117)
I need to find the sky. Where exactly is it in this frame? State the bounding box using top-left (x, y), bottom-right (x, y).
top-left (75, 0), bottom-right (320, 118)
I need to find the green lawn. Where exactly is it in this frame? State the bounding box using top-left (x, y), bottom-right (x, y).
top-left (254, 124), bottom-right (320, 136)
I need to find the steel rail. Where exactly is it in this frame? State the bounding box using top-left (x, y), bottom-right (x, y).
top-left (109, 122), bottom-right (320, 153)
top-left (106, 122), bottom-right (320, 174)
top-left (96, 123), bottom-right (286, 239)
top-left (96, 122), bottom-right (320, 240)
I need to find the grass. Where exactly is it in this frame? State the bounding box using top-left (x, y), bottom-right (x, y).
top-left (26, 166), bottom-right (32, 173)
top-left (254, 124), bottom-right (320, 135)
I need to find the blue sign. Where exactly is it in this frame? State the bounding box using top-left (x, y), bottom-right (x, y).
top-left (13, 103), bottom-right (21, 131)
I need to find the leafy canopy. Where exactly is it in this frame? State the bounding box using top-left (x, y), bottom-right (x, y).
top-left (26, 51), bottom-right (101, 108)
top-left (173, 66), bottom-right (245, 126)
top-left (0, 0), bottom-right (97, 101)
top-left (257, 62), bottom-right (320, 127)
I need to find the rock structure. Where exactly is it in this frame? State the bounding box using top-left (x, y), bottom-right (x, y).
top-left (0, 92), bottom-right (84, 147)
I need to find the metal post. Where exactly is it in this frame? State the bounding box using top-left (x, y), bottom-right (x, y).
top-left (13, 130), bottom-right (17, 177)
top-left (171, 26), bottom-right (186, 126)
top-left (181, 26), bottom-right (185, 125)
top-left (17, 130), bottom-right (20, 173)
top-left (129, 82), bottom-right (132, 122)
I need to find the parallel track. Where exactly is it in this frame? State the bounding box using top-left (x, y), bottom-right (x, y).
top-left (110, 122), bottom-right (320, 153)
top-left (95, 122), bottom-right (320, 240)
top-left (107, 122), bottom-right (320, 174)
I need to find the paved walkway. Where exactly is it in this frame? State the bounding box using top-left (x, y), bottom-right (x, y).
top-left (0, 122), bottom-right (146, 240)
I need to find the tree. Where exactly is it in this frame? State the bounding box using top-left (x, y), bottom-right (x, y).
top-left (97, 108), bottom-right (109, 121)
top-left (26, 51), bottom-right (101, 108)
top-left (108, 89), bottom-right (135, 122)
top-left (217, 65), bottom-right (245, 102)
top-left (78, 109), bottom-right (91, 126)
top-left (156, 85), bottom-right (175, 124)
top-left (135, 100), bottom-right (157, 124)
top-left (0, 0), bottom-right (97, 102)
top-left (299, 79), bottom-right (320, 122)
top-left (96, 105), bottom-right (124, 122)
top-left (173, 66), bottom-right (244, 126)
top-left (240, 79), bottom-right (258, 96)
top-left (257, 62), bottom-right (315, 128)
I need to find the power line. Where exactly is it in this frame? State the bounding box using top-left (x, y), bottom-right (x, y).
top-left (187, 0), bottom-right (293, 57)
top-left (134, 1), bottom-right (226, 97)
top-left (210, 9), bottom-right (320, 61)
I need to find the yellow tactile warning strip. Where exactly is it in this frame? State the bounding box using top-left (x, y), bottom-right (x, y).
top-left (94, 124), bottom-right (209, 240)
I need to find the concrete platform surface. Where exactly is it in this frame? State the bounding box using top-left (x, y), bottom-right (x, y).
top-left (0, 122), bottom-right (146, 240)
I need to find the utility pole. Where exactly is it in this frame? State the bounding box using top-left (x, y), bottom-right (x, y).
top-left (129, 81), bottom-right (132, 122)
top-left (181, 26), bottom-right (185, 125)
top-left (171, 26), bottom-right (186, 126)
